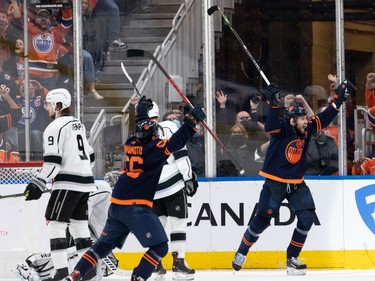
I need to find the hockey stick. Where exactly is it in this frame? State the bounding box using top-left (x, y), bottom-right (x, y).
top-left (0, 189), bottom-right (50, 200)
top-left (207, 5), bottom-right (270, 86)
top-left (121, 62), bottom-right (142, 97)
top-left (127, 49), bottom-right (245, 175)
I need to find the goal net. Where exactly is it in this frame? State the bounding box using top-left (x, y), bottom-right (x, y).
top-left (0, 162), bottom-right (51, 278)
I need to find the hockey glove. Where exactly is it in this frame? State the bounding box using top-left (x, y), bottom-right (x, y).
top-left (135, 96), bottom-right (153, 122)
top-left (185, 172), bottom-right (198, 197)
top-left (264, 83), bottom-right (280, 107)
top-left (24, 178), bottom-right (47, 201)
top-left (332, 81), bottom-right (351, 109)
top-left (184, 107), bottom-right (206, 128)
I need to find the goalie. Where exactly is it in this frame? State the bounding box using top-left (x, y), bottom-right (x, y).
top-left (13, 173), bottom-right (121, 281)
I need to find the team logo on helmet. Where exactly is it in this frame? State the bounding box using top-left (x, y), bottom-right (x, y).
top-left (285, 139), bottom-right (305, 164)
top-left (355, 184), bottom-right (375, 235)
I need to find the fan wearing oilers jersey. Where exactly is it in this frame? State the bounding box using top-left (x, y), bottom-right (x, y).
top-left (232, 81), bottom-right (352, 276)
top-left (147, 104), bottom-right (198, 281)
top-left (28, 8), bottom-right (72, 90)
top-left (23, 88), bottom-right (97, 280)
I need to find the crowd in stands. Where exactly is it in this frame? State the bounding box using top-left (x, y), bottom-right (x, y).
top-left (0, 0), bottom-right (138, 163)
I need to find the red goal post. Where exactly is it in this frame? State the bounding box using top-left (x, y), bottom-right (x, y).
top-left (0, 162), bottom-right (43, 184)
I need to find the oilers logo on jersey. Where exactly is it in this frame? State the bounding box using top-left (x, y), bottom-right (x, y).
top-left (33, 33), bottom-right (54, 53)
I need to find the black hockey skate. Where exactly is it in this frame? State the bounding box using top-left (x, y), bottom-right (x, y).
top-left (63, 270), bottom-right (81, 281)
top-left (232, 252), bottom-right (246, 271)
top-left (171, 252), bottom-right (195, 280)
top-left (286, 256), bottom-right (307, 275)
top-left (152, 261), bottom-right (167, 280)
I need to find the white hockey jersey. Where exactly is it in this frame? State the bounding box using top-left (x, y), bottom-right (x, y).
top-left (154, 120), bottom-right (193, 200)
top-left (37, 116), bottom-right (96, 192)
top-left (88, 180), bottom-right (112, 238)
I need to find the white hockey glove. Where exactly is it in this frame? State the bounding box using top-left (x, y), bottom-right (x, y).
top-left (185, 172), bottom-right (199, 197)
top-left (24, 178), bottom-right (47, 201)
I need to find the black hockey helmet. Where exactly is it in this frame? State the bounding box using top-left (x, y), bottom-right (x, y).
top-left (135, 120), bottom-right (160, 144)
top-left (285, 105), bottom-right (307, 121)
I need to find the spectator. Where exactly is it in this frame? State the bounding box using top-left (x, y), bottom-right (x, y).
top-left (0, 110), bottom-right (21, 162)
top-left (15, 79), bottom-right (50, 161)
top-left (352, 156), bottom-right (375, 175)
top-left (0, 41), bottom-right (20, 152)
top-left (28, 8), bottom-right (73, 90)
top-left (94, 0), bottom-right (127, 50)
top-left (365, 72), bottom-right (375, 133)
top-left (305, 130), bottom-right (339, 175)
top-left (216, 90), bottom-right (269, 176)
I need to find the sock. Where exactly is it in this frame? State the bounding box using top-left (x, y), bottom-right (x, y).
top-left (287, 228), bottom-right (308, 258)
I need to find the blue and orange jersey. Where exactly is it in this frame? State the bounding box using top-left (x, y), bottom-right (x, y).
top-left (28, 9), bottom-right (72, 78)
top-left (111, 124), bottom-right (195, 208)
top-left (259, 104), bottom-right (340, 183)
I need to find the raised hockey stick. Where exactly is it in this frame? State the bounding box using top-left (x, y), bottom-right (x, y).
top-left (0, 189), bottom-right (50, 200)
top-left (127, 49), bottom-right (245, 175)
top-left (207, 5), bottom-right (271, 86)
top-left (121, 62), bottom-right (142, 97)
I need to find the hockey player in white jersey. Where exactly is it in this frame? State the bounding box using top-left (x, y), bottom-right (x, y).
top-left (22, 88), bottom-right (97, 280)
top-left (147, 105), bottom-right (198, 281)
top-left (14, 178), bottom-right (118, 281)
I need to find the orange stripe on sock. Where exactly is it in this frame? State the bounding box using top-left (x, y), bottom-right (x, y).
top-left (290, 240), bottom-right (304, 248)
top-left (242, 236), bottom-right (254, 246)
top-left (83, 253), bottom-right (97, 267)
top-left (143, 253), bottom-right (158, 267)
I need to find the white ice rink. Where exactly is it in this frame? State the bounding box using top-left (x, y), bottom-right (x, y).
top-left (2, 269), bottom-right (375, 281)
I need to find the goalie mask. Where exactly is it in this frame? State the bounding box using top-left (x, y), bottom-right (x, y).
top-left (135, 120), bottom-right (161, 144)
top-left (104, 170), bottom-right (122, 188)
top-left (45, 88), bottom-right (71, 112)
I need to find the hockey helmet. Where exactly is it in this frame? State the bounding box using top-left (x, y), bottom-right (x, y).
top-left (148, 101), bottom-right (159, 118)
top-left (285, 105), bottom-right (307, 121)
top-left (135, 120), bottom-right (160, 143)
top-left (45, 88), bottom-right (71, 112)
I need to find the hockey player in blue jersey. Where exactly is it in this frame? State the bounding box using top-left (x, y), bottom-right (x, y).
top-left (63, 96), bottom-right (206, 281)
top-left (232, 81), bottom-right (351, 275)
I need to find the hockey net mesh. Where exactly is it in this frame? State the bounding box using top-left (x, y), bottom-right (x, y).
top-left (0, 162), bottom-right (43, 184)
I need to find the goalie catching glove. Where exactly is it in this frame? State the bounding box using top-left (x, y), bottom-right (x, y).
top-left (185, 172), bottom-right (199, 197)
top-left (24, 178), bottom-right (47, 201)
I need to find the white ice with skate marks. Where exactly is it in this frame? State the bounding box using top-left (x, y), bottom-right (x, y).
top-left (4, 269), bottom-right (375, 281)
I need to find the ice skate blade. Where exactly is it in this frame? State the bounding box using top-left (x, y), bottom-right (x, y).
top-left (151, 272), bottom-right (166, 281)
top-left (287, 267), bottom-right (306, 276)
top-left (172, 272), bottom-right (195, 280)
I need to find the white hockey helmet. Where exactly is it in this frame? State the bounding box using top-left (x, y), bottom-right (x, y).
top-left (148, 101), bottom-right (159, 118)
top-left (45, 88), bottom-right (71, 112)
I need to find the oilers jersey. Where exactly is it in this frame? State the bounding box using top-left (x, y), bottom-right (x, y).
top-left (111, 124), bottom-right (195, 208)
top-left (36, 116), bottom-right (96, 192)
top-left (259, 104), bottom-right (340, 183)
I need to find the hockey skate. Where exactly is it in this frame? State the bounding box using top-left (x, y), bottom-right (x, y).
top-left (63, 270), bottom-right (81, 281)
top-left (286, 256), bottom-right (307, 275)
top-left (12, 263), bottom-right (40, 281)
top-left (131, 273), bottom-right (145, 281)
top-left (171, 252), bottom-right (195, 280)
top-left (232, 252), bottom-right (246, 271)
top-left (152, 261), bottom-right (166, 280)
